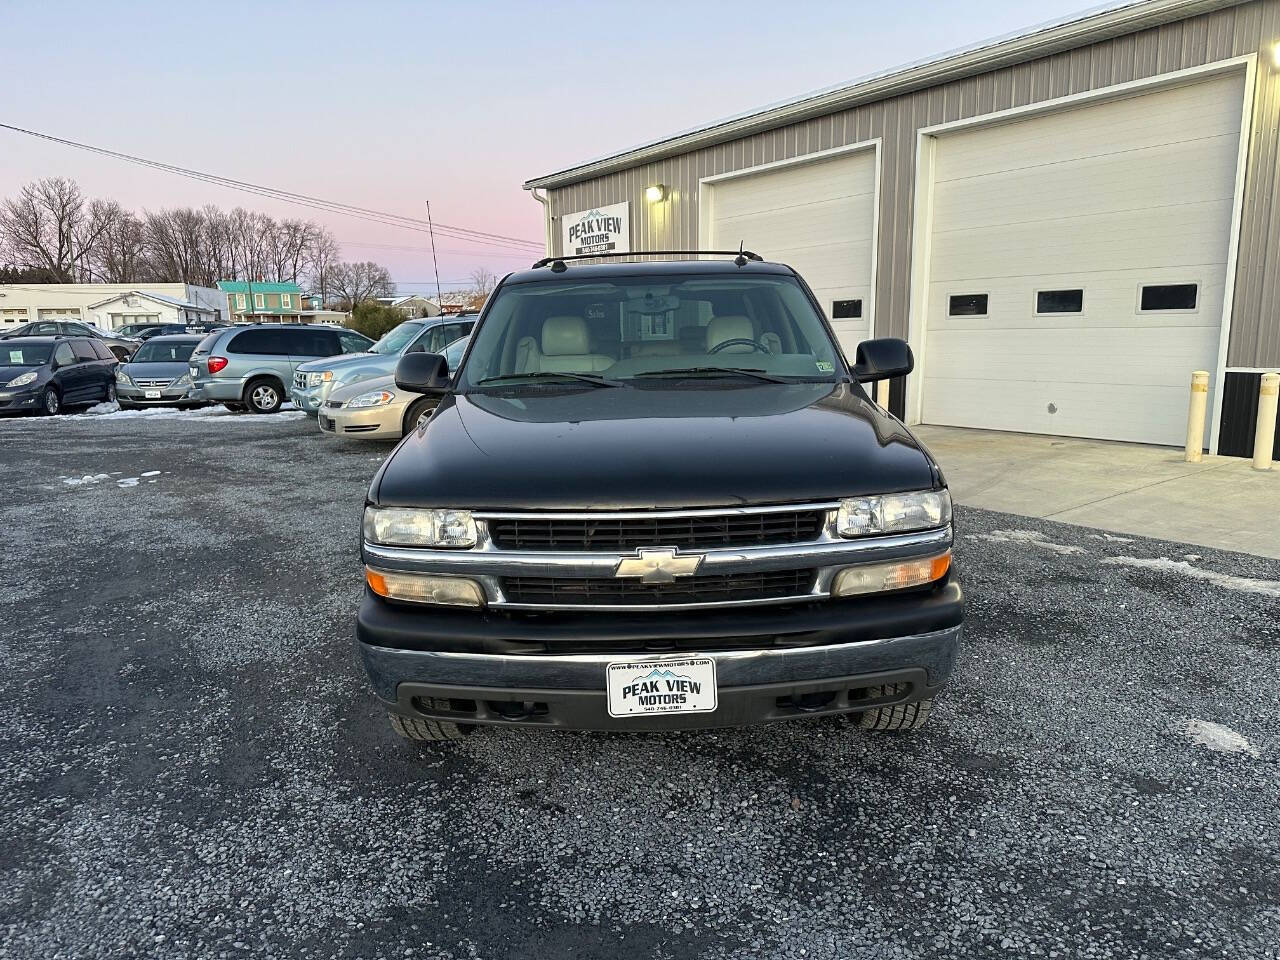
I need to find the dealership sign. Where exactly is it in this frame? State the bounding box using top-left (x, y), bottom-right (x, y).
top-left (562, 201), bottom-right (630, 257)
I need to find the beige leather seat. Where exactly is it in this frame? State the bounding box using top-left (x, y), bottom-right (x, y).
top-left (705, 315), bottom-right (757, 353)
top-left (523, 315), bottom-right (613, 373)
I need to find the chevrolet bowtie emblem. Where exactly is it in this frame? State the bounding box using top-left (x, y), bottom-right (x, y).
top-left (614, 547), bottom-right (705, 583)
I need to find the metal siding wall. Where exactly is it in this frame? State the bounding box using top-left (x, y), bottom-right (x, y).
top-left (546, 0), bottom-right (1280, 364)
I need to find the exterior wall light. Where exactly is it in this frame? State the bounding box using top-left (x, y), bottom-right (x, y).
top-left (645, 183), bottom-right (667, 203)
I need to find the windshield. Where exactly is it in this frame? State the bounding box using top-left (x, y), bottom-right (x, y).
top-left (130, 340), bottom-right (198, 363)
top-left (4, 343), bottom-right (53, 366)
top-left (457, 273), bottom-right (843, 391)
top-left (369, 321), bottom-right (424, 355)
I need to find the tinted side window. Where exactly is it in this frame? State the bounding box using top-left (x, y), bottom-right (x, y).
top-left (289, 329), bottom-right (340, 357)
top-left (71, 339), bottom-right (97, 362)
top-left (53, 343), bottom-right (75, 367)
top-left (65, 322), bottom-right (94, 335)
top-left (90, 340), bottom-right (116, 360)
top-left (229, 329), bottom-right (288, 355)
top-left (339, 332), bottom-right (370, 353)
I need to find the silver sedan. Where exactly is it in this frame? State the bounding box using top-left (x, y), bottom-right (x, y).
top-left (317, 336), bottom-right (467, 441)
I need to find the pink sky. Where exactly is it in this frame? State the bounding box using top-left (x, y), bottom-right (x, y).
top-left (0, 0), bottom-right (1088, 292)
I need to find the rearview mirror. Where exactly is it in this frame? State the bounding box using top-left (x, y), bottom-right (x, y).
top-left (395, 352), bottom-right (451, 395)
top-left (851, 337), bottom-right (913, 383)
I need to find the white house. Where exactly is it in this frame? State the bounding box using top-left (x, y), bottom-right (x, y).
top-left (82, 290), bottom-right (219, 330)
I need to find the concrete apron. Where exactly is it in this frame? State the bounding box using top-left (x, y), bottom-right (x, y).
top-left (913, 425), bottom-right (1280, 560)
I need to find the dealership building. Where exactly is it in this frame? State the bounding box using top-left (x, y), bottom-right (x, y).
top-left (524, 0), bottom-right (1280, 458)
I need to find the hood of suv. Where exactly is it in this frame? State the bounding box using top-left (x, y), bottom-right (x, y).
top-left (373, 382), bottom-right (939, 510)
top-left (296, 352), bottom-right (374, 375)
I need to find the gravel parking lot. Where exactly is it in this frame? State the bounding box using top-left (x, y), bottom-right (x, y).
top-left (1, 409), bottom-right (1277, 960)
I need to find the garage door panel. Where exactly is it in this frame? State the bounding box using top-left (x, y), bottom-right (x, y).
top-left (928, 200), bottom-right (1234, 281)
top-left (713, 191), bottom-right (875, 251)
top-left (927, 270), bottom-right (1227, 330)
top-left (711, 163), bottom-right (875, 219)
top-left (931, 135), bottom-right (1238, 232)
top-left (934, 74), bottom-right (1243, 182)
top-left (924, 326), bottom-right (1221, 387)
top-left (922, 376), bottom-right (1212, 445)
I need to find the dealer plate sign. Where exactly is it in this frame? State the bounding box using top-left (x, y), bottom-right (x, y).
top-left (562, 201), bottom-right (630, 258)
top-left (606, 657), bottom-right (717, 718)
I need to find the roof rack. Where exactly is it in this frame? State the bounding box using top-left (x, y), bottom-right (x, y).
top-left (531, 249), bottom-right (764, 271)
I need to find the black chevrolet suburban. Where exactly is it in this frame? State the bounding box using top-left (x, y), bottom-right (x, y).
top-left (357, 253), bottom-right (962, 741)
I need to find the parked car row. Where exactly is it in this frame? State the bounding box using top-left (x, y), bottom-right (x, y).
top-left (0, 317), bottom-right (476, 435)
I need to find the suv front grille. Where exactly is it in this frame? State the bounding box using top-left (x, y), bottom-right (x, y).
top-left (501, 569), bottom-right (817, 607)
top-left (293, 372), bottom-right (307, 390)
top-left (488, 510), bottom-right (827, 552)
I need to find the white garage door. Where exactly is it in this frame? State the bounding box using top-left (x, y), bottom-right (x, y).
top-left (705, 148), bottom-right (877, 359)
top-left (921, 73), bottom-right (1244, 446)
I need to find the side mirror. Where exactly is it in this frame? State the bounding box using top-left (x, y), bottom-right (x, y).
top-left (851, 337), bottom-right (913, 383)
top-left (395, 351), bottom-right (451, 395)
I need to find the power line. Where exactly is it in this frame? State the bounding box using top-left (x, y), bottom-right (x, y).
top-left (0, 121), bottom-right (545, 251)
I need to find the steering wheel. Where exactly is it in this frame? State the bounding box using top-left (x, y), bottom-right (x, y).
top-left (708, 337), bottom-right (771, 355)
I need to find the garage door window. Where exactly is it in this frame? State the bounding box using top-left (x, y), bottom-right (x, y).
top-left (948, 294), bottom-right (988, 318)
top-left (832, 299), bottom-right (863, 319)
top-left (1139, 283), bottom-right (1198, 312)
top-left (1035, 289), bottom-right (1084, 314)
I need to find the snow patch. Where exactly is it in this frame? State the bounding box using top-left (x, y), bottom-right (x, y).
top-left (1101, 556), bottom-right (1280, 598)
top-left (969, 529), bottom-right (1084, 556)
top-left (1089, 533), bottom-right (1135, 543)
top-left (140, 470), bottom-right (161, 477)
top-left (1183, 719), bottom-right (1259, 757)
top-left (62, 474), bottom-right (112, 487)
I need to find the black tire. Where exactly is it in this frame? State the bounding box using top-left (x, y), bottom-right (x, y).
top-left (40, 386), bottom-right (61, 416)
top-left (401, 396), bottom-right (439, 436)
top-left (222, 402), bottom-right (246, 412)
top-left (244, 377), bottom-right (284, 414)
top-left (856, 683), bottom-right (934, 732)
top-left (388, 705), bottom-right (471, 742)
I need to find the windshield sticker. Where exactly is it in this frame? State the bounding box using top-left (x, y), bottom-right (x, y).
top-left (816, 361), bottom-right (834, 372)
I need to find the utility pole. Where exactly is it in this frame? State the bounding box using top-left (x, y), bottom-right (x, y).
top-left (425, 201), bottom-right (443, 313)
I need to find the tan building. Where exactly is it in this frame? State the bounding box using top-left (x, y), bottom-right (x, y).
top-left (0, 282), bottom-right (228, 331)
top-left (525, 0), bottom-right (1280, 459)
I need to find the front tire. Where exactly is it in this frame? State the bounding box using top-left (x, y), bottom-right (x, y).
top-left (856, 683), bottom-right (934, 732)
top-left (40, 386), bottom-right (61, 416)
top-left (104, 382), bottom-right (117, 404)
top-left (389, 706), bottom-right (471, 742)
top-left (244, 378), bottom-right (283, 414)
top-left (401, 396), bottom-right (438, 436)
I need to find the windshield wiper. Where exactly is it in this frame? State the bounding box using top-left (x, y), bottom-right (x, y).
top-left (476, 371), bottom-right (620, 388)
top-left (633, 366), bottom-right (789, 383)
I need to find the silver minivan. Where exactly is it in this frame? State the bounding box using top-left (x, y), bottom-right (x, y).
top-left (188, 324), bottom-right (373, 413)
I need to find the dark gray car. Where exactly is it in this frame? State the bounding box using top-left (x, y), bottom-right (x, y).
top-left (187, 324), bottom-right (373, 413)
top-left (116, 335), bottom-right (205, 409)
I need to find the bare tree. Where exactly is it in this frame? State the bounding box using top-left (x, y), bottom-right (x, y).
top-left (89, 207), bottom-right (146, 282)
top-left (328, 260), bottom-right (395, 308)
top-left (305, 228), bottom-right (340, 305)
top-left (469, 267), bottom-right (498, 297)
top-left (0, 177), bottom-right (120, 281)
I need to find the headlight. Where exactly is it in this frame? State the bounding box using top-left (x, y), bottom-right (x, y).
top-left (172, 372), bottom-right (192, 387)
top-left (307, 371), bottom-right (334, 387)
top-left (346, 389), bottom-right (394, 408)
top-left (835, 489), bottom-right (951, 538)
top-left (363, 506), bottom-right (477, 548)
top-left (7, 370), bottom-right (38, 388)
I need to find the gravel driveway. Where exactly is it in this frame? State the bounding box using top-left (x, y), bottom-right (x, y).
top-left (1, 410), bottom-right (1276, 960)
